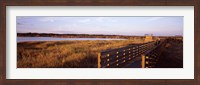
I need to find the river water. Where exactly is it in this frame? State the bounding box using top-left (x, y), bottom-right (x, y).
top-left (17, 37), bottom-right (127, 42)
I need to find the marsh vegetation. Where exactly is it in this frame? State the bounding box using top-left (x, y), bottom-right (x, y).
top-left (17, 38), bottom-right (146, 68)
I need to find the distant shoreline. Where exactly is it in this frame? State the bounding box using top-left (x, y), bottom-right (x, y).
top-left (17, 33), bottom-right (182, 39)
top-left (17, 33), bottom-right (145, 39)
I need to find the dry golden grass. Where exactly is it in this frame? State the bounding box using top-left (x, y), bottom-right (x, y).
top-left (17, 39), bottom-right (146, 68)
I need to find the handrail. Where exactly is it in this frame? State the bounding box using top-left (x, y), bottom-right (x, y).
top-left (98, 41), bottom-right (156, 68)
top-left (141, 39), bottom-right (166, 68)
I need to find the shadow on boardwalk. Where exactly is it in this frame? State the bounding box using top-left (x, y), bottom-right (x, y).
top-left (155, 39), bottom-right (183, 68)
top-left (125, 39), bottom-right (183, 68)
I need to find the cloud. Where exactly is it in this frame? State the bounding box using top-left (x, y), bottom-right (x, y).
top-left (110, 19), bottom-right (118, 22)
top-left (50, 31), bottom-right (76, 34)
top-left (96, 17), bottom-right (118, 23)
top-left (38, 17), bottom-right (57, 22)
top-left (96, 17), bottom-right (104, 22)
top-left (17, 21), bottom-right (34, 26)
top-left (146, 17), bottom-right (163, 21)
top-left (17, 22), bottom-right (22, 25)
top-left (78, 19), bottom-right (91, 23)
top-left (16, 16), bottom-right (25, 20)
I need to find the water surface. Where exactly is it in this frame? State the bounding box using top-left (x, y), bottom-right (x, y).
top-left (17, 37), bottom-right (127, 42)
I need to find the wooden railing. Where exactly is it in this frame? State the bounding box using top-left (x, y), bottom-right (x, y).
top-left (141, 39), bottom-right (166, 68)
top-left (141, 38), bottom-right (183, 68)
top-left (98, 41), bottom-right (157, 68)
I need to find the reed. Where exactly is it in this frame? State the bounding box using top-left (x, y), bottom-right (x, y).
top-left (17, 39), bottom-right (145, 68)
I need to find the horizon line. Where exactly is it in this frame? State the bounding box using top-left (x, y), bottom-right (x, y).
top-left (17, 32), bottom-right (183, 37)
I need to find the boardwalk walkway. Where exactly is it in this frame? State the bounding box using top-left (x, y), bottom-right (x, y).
top-left (125, 39), bottom-right (183, 68)
top-left (98, 38), bottom-right (183, 68)
top-left (155, 39), bottom-right (183, 68)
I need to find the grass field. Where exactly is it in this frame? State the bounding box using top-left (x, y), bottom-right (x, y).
top-left (17, 39), bottom-right (146, 68)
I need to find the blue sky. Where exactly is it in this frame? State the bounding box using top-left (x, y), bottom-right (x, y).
top-left (17, 16), bottom-right (183, 36)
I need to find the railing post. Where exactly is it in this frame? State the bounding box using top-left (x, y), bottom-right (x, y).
top-left (141, 54), bottom-right (145, 68)
top-left (98, 53), bottom-right (101, 68)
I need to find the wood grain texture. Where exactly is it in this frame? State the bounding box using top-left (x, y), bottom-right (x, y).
top-left (0, 0), bottom-right (6, 85)
top-left (0, 0), bottom-right (199, 85)
top-left (194, 0), bottom-right (200, 85)
top-left (165, 0), bottom-right (195, 5)
top-left (2, 0), bottom-right (167, 6)
top-left (3, 0), bottom-right (195, 6)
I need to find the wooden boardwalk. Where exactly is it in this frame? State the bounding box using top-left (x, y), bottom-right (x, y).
top-left (155, 38), bottom-right (183, 68)
top-left (97, 38), bottom-right (183, 68)
top-left (97, 41), bottom-right (160, 68)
